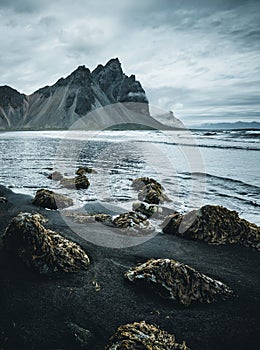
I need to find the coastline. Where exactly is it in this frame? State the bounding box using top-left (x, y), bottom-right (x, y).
top-left (0, 185), bottom-right (259, 349)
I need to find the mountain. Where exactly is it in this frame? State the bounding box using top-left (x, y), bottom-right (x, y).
top-left (198, 121), bottom-right (260, 130)
top-left (0, 58), bottom-right (182, 130)
top-left (152, 110), bottom-right (184, 129)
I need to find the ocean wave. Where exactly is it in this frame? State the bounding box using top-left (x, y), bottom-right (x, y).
top-left (185, 172), bottom-right (260, 193)
top-left (135, 139), bottom-right (260, 151)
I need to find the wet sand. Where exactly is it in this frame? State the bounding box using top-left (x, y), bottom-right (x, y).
top-left (0, 184), bottom-right (259, 349)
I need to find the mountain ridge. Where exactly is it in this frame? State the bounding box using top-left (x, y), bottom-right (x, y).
top-left (0, 58), bottom-right (179, 130)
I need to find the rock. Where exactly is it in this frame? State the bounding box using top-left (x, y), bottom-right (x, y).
top-left (76, 167), bottom-right (97, 176)
top-left (64, 210), bottom-right (151, 232)
top-left (132, 177), bottom-right (168, 204)
top-left (47, 171), bottom-right (63, 181)
top-left (67, 322), bottom-right (93, 348)
top-left (162, 205), bottom-right (260, 250)
top-left (64, 211), bottom-right (112, 225)
top-left (132, 177), bottom-right (164, 191)
top-left (95, 213), bottom-right (113, 223)
top-left (112, 211), bottom-right (151, 232)
top-left (125, 258), bottom-right (234, 307)
top-left (32, 189), bottom-right (73, 209)
top-left (132, 200), bottom-right (162, 218)
top-left (1, 212), bottom-right (90, 274)
top-left (60, 175), bottom-right (90, 190)
top-left (106, 320), bottom-right (190, 350)
top-left (0, 196), bottom-right (7, 203)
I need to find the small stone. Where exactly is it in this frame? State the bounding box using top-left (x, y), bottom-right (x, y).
top-left (61, 175), bottom-right (90, 189)
top-left (0, 196), bottom-right (7, 203)
top-left (76, 167), bottom-right (97, 175)
top-left (132, 177), bottom-right (164, 191)
top-left (32, 189), bottom-right (73, 209)
top-left (106, 320), bottom-right (190, 350)
top-left (63, 211), bottom-right (112, 225)
top-left (67, 322), bottom-right (93, 348)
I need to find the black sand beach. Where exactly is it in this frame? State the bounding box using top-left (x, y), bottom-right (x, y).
top-left (0, 184), bottom-right (259, 349)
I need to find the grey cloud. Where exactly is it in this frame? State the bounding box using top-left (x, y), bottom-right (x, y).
top-left (0, 0), bottom-right (45, 13)
top-left (0, 0), bottom-right (259, 125)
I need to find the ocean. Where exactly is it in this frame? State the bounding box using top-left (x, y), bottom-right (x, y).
top-left (0, 128), bottom-right (259, 225)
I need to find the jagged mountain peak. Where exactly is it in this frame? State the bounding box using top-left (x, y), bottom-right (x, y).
top-left (0, 58), bottom-right (182, 130)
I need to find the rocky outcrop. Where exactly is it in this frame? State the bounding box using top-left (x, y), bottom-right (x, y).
top-left (1, 212), bottom-right (90, 274)
top-left (0, 58), bottom-right (181, 130)
top-left (125, 259), bottom-right (234, 307)
top-left (162, 205), bottom-right (260, 250)
top-left (106, 321), bottom-right (190, 350)
top-left (32, 189), bottom-right (73, 209)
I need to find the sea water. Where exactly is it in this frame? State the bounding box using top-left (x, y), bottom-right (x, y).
top-left (0, 129), bottom-right (259, 225)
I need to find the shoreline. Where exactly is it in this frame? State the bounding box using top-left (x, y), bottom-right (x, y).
top-left (0, 184), bottom-right (259, 349)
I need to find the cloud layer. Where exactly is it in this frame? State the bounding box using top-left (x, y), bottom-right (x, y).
top-left (0, 0), bottom-right (259, 125)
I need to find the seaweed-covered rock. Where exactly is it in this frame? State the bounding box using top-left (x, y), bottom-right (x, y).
top-left (32, 189), bottom-right (73, 209)
top-left (1, 212), bottom-right (90, 274)
top-left (61, 175), bottom-right (90, 189)
top-left (132, 201), bottom-right (162, 218)
top-left (113, 212), bottom-right (151, 232)
top-left (76, 167), bottom-right (97, 176)
top-left (106, 320), bottom-right (190, 350)
top-left (132, 177), bottom-right (164, 191)
top-left (125, 258), bottom-right (233, 306)
top-left (47, 171), bottom-right (63, 181)
top-left (162, 205), bottom-right (260, 250)
top-left (64, 210), bottom-right (151, 232)
top-left (132, 177), bottom-right (168, 204)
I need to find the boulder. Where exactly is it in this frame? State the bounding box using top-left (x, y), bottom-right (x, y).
top-left (1, 212), bottom-right (90, 274)
top-left (106, 320), bottom-right (190, 350)
top-left (61, 175), bottom-right (90, 189)
top-left (125, 258), bottom-right (234, 307)
top-left (162, 205), bottom-right (260, 250)
top-left (32, 189), bottom-right (73, 209)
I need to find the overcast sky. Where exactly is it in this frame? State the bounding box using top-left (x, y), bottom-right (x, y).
top-left (0, 0), bottom-right (259, 125)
